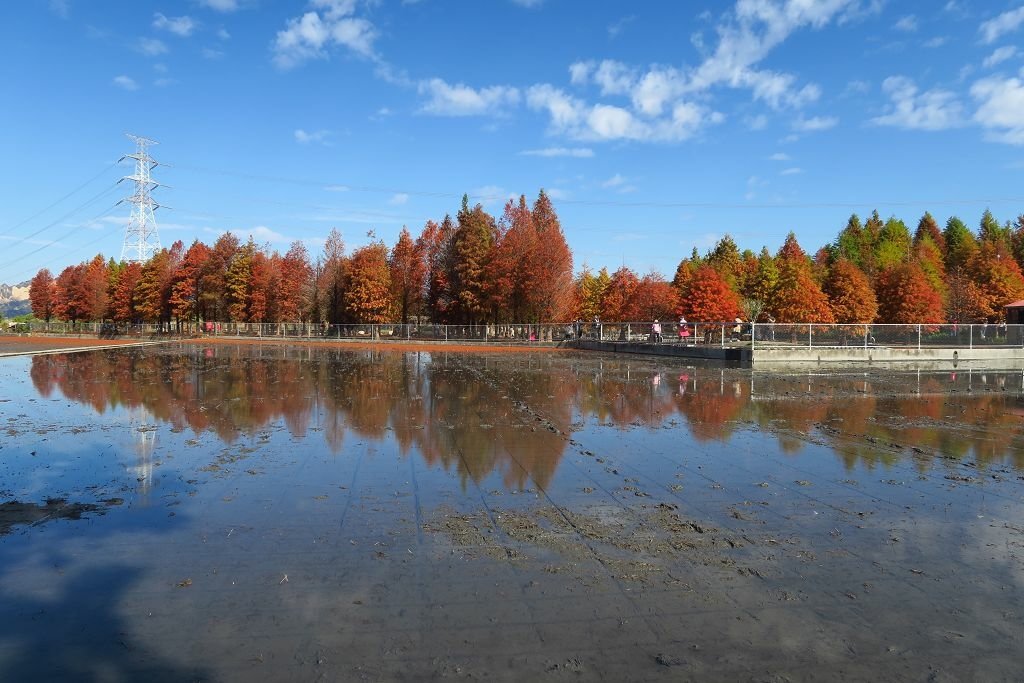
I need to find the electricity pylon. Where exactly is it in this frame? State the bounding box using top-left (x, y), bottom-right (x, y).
top-left (117, 134), bottom-right (167, 263)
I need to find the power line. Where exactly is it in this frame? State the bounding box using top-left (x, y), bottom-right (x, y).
top-left (0, 162), bottom-right (118, 239)
top-left (2, 202), bottom-right (123, 279)
top-left (174, 162), bottom-right (1024, 210)
top-left (0, 184), bottom-right (120, 252)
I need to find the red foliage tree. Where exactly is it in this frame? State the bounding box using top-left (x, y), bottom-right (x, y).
top-left (772, 233), bottom-right (834, 323)
top-left (29, 269), bottom-right (56, 322)
top-left (169, 240), bottom-right (211, 323)
top-left (679, 264), bottom-right (740, 322)
top-left (249, 251), bottom-right (279, 323)
top-left (526, 190), bottom-right (573, 321)
top-left (599, 266), bottom-right (641, 321)
top-left (111, 262), bottom-right (142, 323)
top-left (418, 217), bottom-right (455, 323)
top-left (967, 241), bottom-right (1024, 322)
top-left (875, 263), bottom-right (945, 323)
top-left (389, 227), bottom-right (425, 324)
top-left (633, 272), bottom-right (679, 321)
top-left (279, 241), bottom-right (313, 322)
top-left (823, 258), bottom-right (877, 323)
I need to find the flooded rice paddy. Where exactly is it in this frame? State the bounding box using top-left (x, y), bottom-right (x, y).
top-left (1, 342), bottom-right (1022, 682)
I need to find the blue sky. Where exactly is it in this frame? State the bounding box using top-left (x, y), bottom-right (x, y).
top-left (2, 0), bottom-right (1024, 285)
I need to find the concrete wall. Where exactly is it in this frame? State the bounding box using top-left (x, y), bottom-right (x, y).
top-left (571, 340), bottom-right (751, 364)
top-left (752, 346), bottom-right (1024, 364)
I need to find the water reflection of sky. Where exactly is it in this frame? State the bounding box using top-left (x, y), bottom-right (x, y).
top-left (4, 345), bottom-right (1024, 504)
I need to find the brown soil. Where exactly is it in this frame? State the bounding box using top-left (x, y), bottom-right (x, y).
top-left (0, 336), bottom-right (153, 354)
top-left (184, 337), bottom-right (575, 354)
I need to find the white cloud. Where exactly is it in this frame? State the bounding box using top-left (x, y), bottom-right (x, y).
top-left (607, 15), bottom-right (635, 38)
top-left (602, 173), bottom-right (627, 188)
top-left (154, 77), bottom-right (176, 87)
top-left (599, 174), bottom-right (637, 193)
top-left (294, 128), bottom-right (332, 144)
top-left (137, 38), bottom-right (168, 56)
top-left (768, 152), bottom-right (790, 161)
top-left (983, 46), bottom-right (1018, 68)
top-left (545, 188), bottom-right (569, 200)
top-left (231, 225), bottom-right (288, 243)
top-left (153, 62), bottom-right (168, 73)
top-left (418, 78), bottom-right (519, 116)
top-left (388, 193), bottom-right (409, 205)
top-left (534, 1), bottom-right (855, 145)
top-left (792, 115), bottom-right (838, 131)
top-left (217, 28), bottom-right (231, 40)
top-left (49, 0), bottom-right (69, 19)
top-left (519, 147), bottom-right (594, 158)
top-left (871, 76), bottom-right (964, 130)
top-left (923, 36), bottom-right (948, 48)
top-left (745, 114), bottom-right (768, 130)
top-left (593, 60), bottom-right (637, 96)
top-left (632, 65), bottom-right (688, 116)
top-left (526, 84), bottom-right (721, 142)
top-left (971, 74), bottom-right (1024, 144)
top-left (112, 75), bottom-right (139, 91)
top-left (894, 15), bottom-right (918, 32)
top-left (200, 0), bottom-right (239, 11)
top-left (153, 13), bottom-right (198, 37)
top-left (273, 1), bottom-right (378, 69)
top-left (683, 0), bottom-right (855, 107)
top-left (780, 167), bottom-right (803, 175)
top-left (324, 184), bottom-right (350, 192)
top-left (470, 185), bottom-right (514, 205)
top-left (843, 79), bottom-right (871, 95)
top-left (979, 6), bottom-right (1024, 44)
top-left (569, 61), bottom-right (592, 85)
top-left (202, 47), bottom-right (225, 59)
top-left (510, 0), bottom-right (543, 7)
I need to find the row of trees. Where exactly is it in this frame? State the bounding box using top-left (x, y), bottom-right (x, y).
top-left (26, 192), bottom-right (1024, 326)
top-left (28, 191), bottom-right (573, 328)
top-left (574, 209), bottom-right (1024, 325)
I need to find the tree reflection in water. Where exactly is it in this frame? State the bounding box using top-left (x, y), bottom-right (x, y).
top-left (30, 348), bottom-right (1024, 486)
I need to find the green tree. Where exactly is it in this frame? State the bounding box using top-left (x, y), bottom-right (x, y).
top-left (943, 216), bottom-right (978, 273)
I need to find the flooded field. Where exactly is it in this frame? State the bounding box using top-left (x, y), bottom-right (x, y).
top-left (1, 342), bottom-right (1022, 681)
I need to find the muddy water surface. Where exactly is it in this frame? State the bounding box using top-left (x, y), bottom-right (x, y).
top-left (1, 343), bottom-right (1022, 681)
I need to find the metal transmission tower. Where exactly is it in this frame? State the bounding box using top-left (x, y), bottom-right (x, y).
top-left (117, 134), bottom-right (167, 263)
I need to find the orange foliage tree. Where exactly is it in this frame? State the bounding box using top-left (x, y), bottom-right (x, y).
top-left (345, 241), bottom-right (392, 324)
top-left (823, 258), bottom-right (877, 323)
top-left (599, 266), bottom-right (641, 321)
top-left (679, 264), bottom-right (740, 322)
top-left (389, 227), bottom-right (424, 324)
top-left (278, 241), bottom-right (312, 322)
top-left (967, 241), bottom-right (1024, 322)
top-left (875, 263), bottom-right (945, 324)
top-left (111, 262), bottom-right (142, 323)
top-left (771, 234), bottom-right (834, 323)
top-left (29, 268), bottom-right (56, 322)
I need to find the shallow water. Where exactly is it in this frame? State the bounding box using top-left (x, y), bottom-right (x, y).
top-left (1, 343), bottom-right (1022, 681)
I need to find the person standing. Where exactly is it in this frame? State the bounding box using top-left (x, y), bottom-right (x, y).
top-left (678, 316), bottom-right (690, 343)
top-left (651, 319), bottom-right (662, 343)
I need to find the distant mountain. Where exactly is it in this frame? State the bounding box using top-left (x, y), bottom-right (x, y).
top-left (0, 281), bottom-right (30, 318)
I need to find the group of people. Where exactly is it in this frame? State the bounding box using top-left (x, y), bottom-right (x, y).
top-left (648, 317), bottom-right (692, 344)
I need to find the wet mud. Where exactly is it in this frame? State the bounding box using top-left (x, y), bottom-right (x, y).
top-left (0, 344), bottom-right (1022, 681)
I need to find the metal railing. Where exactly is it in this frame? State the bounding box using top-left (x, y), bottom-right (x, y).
top-left (8, 320), bottom-right (1024, 350)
